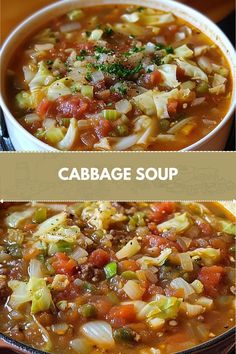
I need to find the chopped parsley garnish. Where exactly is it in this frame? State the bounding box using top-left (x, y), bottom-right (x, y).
top-left (137, 6), bottom-right (145, 12)
top-left (94, 46), bottom-right (114, 54)
top-left (123, 46), bottom-right (145, 57)
top-left (94, 62), bottom-right (143, 79)
top-left (146, 68), bottom-right (153, 74)
top-left (46, 60), bottom-right (53, 65)
top-left (76, 49), bottom-right (88, 61)
top-left (155, 43), bottom-right (165, 50)
top-left (104, 27), bottom-right (114, 36)
top-left (80, 49), bottom-right (88, 56)
top-left (166, 45), bottom-right (174, 54)
top-left (85, 31), bottom-right (91, 37)
top-left (85, 72), bottom-right (92, 81)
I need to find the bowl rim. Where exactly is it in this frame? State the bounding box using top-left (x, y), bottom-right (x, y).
top-left (0, 326), bottom-right (235, 354)
top-left (0, 0), bottom-right (236, 152)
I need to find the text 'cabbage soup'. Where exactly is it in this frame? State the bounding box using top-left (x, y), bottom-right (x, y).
top-left (7, 5), bottom-right (232, 150)
top-left (0, 202), bottom-right (235, 353)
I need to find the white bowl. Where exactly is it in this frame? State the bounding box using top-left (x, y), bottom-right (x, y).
top-left (1, 0), bottom-right (235, 151)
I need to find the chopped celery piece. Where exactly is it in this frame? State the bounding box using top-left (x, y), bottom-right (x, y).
top-left (45, 127), bottom-right (64, 144)
top-left (107, 291), bottom-right (120, 305)
top-left (16, 91), bottom-right (32, 110)
top-left (128, 212), bottom-right (146, 231)
top-left (196, 81), bottom-right (209, 94)
top-left (35, 129), bottom-right (46, 140)
top-left (121, 271), bottom-right (137, 280)
top-left (104, 262), bottom-right (117, 279)
top-left (116, 124), bottom-right (129, 136)
top-left (67, 9), bottom-right (84, 21)
top-left (103, 109), bottom-right (119, 121)
top-left (48, 240), bottom-right (73, 256)
top-left (81, 85), bottom-right (94, 99)
top-left (80, 303), bottom-right (97, 318)
top-left (33, 208), bottom-right (47, 224)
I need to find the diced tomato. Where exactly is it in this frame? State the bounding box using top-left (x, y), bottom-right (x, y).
top-left (167, 100), bottom-right (178, 115)
top-left (197, 220), bottom-right (212, 236)
top-left (149, 202), bottom-right (176, 223)
top-left (119, 260), bottom-right (140, 272)
top-left (144, 284), bottom-right (165, 299)
top-left (36, 98), bottom-right (53, 117)
top-left (210, 238), bottom-right (227, 259)
top-left (47, 94), bottom-right (90, 119)
top-left (107, 304), bottom-right (136, 327)
top-left (150, 70), bottom-right (163, 86)
top-left (198, 266), bottom-right (225, 297)
top-left (95, 119), bottom-right (113, 139)
top-left (52, 252), bottom-right (77, 275)
top-left (143, 234), bottom-right (179, 252)
top-left (89, 249), bottom-right (110, 268)
top-left (165, 286), bottom-right (185, 298)
top-left (95, 299), bottom-right (112, 319)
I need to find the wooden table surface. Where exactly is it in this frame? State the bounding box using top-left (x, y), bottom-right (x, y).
top-left (1, 0), bottom-right (235, 43)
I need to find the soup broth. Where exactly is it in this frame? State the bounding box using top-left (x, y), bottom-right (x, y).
top-left (7, 5), bottom-right (232, 151)
top-left (0, 202), bottom-right (235, 353)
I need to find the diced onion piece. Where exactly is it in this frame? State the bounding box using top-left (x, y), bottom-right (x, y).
top-left (28, 259), bottom-right (44, 278)
top-left (70, 247), bottom-right (88, 261)
top-left (170, 277), bottom-right (195, 299)
top-left (52, 323), bottom-right (69, 335)
top-left (51, 275), bottom-right (69, 291)
top-left (89, 29), bottom-right (103, 41)
top-left (33, 212), bottom-right (67, 237)
top-left (115, 99), bottom-right (132, 114)
top-left (123, 280), bottom-right (145, 300)
top-left (121, 12), bottom-right (140, 23)
top-left (178, 253), bottom-right (193, 271)
top-left (180, 302), bottom-right (204, 317)
top-left (43, 118), bottom-right (56, 130)
top-left (57, 118), bottom-right (79, 151)
top-left (145, 42), bottom-right (156, 53)
top-left (195, 296), bottom-right (213, 310)
top-left (91, 71), bottom-right (104, 83)
top-left (116, 237), bottom-right (141, 260)
top-left (70, 338), bottom-right (92, 354)
top-left (147, 317), bottom-right (165, 330)
top-left (35, 43), bottom-right (54, 51)
top-left (80, 321), bottom-right (115, 349)
top-left (25, 113), bottom-right (40, 124)
top-left (191, 97), bottom-right (205, 106)
top-left (60, 22), bottom-right (81, 33)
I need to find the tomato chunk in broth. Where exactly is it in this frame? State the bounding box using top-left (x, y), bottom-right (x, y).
top-left (0, 202), bottom-right (235, 354)
top-left (7, 5), bottom-right (232, 151)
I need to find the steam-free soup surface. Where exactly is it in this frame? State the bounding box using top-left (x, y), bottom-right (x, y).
top-left (8, 5), bottom-right (232, 151)
top-left (0, 202), bottom-right (235, 353)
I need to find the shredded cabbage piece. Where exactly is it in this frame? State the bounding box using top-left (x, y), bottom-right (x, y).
top-left (176, 59), bottom-right (208, 82)
top-left (47, 77), bottom-right (72, 100)
top-left (137, 248), bottom-right (172, 268)
top-left (157, 212), bottom-right (190, 233)
top-left (158, 64), bottom-right (179, 88)
top-left (29, 61), bottom-right (55, 91)
top-left (189, 247), bottom-right (221, 266)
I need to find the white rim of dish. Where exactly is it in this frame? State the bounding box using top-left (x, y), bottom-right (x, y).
top-left (0, 0), bottom-right (236, 152)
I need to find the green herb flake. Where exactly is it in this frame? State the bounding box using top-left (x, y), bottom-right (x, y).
top-left (166, 45), bottom-right (174, 54)
top-left (104, 27), bottom-right (114, 37)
